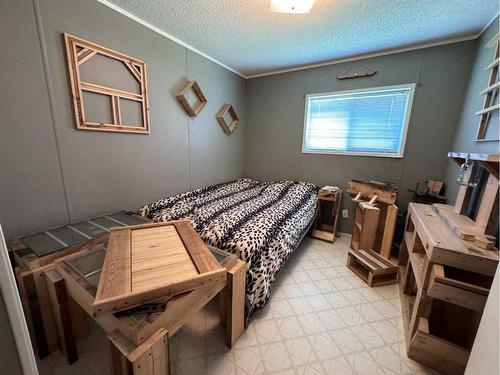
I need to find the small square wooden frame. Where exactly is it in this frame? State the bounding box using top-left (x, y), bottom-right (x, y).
top-left (216, 103), bottom-right (239, 134)
top-left (176, 80), bottom-right (207, 117)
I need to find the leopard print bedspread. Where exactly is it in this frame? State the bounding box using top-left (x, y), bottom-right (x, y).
top-left (138, 178), bottom-right (319, 318)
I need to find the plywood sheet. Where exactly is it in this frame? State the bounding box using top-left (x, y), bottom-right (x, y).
top-left (93, 221), bottom-right (226, 315)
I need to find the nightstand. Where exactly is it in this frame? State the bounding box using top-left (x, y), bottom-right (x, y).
top-left (311, 186), bottom-right (342, 243)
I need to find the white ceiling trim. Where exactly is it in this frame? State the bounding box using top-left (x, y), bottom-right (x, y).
top-left (247, 34), bottom-right (480, 78)
top-left (98, 0), bottom-right (497, 80)
top-left (97, 0), bottom-right (246, 78)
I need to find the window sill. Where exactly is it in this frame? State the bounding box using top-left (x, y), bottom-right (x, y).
top-left (301, 149), bottom-right (404, 158)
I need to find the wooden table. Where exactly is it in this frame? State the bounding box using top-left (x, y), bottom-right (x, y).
top-left (44, 243), bottom-right (245, 374)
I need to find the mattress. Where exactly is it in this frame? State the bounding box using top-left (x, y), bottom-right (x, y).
top-left (138, 178), bottom-right (319, 318)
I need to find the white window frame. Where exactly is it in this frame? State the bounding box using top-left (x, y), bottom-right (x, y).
top-left (301, 83), bottom-right (416, 158)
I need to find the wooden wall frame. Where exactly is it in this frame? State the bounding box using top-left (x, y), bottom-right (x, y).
top-left (216, 103), bottom-right (239, 134)
top-left (475, 36), bottom-right (499, 141)
top-left (176, 80), bottom-right (207, 117)
top-left (64, 34), bottom-right (150, 134)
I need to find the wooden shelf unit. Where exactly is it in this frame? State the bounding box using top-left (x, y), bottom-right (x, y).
top-left (311, 187), bottom-right (342, 243)
top-left (399, 203), bottom-right (498, 374)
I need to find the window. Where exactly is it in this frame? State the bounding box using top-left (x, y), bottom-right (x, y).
top-left (302, 84), bottom-right (415, 157)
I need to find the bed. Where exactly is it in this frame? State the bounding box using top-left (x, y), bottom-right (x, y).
top-left (138, 178), bottom-right (319, 318)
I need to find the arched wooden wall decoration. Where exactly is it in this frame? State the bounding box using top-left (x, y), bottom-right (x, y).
top-left (176, 80), bottom-right (207, 117)
top-left (216, 103), bottom-right (239, 134)
top-left (64, 33), bottom-right (150, 134)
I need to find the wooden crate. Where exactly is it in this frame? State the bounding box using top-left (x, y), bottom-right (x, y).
top-left (347, 248), bottom-right (398, 286)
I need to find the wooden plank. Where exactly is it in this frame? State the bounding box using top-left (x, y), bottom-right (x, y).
top-left (351, 202), bottom-right (379, 251)
top-left (55, 261), bottom-right (121, 334)
top-left (433, 204), bottom-right (495, 248)
top-left (225, 261), bottom-right (246, 348)
top-left (96, 229), bottom-right (132, 301)
top-left (124, 62), bottom-right (142, 83)
top-left (127, 329), bottom-right (169, 375)
top-left (448, 152), bottom-right (500, 164)
top-left (130, 226), bottom-right (198, 290)
top-left (428, 266), bottom-right (489, 312)
top-left (77, 49), bottom-right (97, 65)
top-left (363, 249), bottom-right (397, 269)
top-left (21, 272), bottom-right (49, 358)
top-left (408, 321), bottom-right (469, 375)
top-left (81, 81), bottom-right (143, 102)
top-left (475, 103), bottom-right (500, 116)
top-left (112, 96), bottom-right (122, 125)
top-left (475, 173), bottom-right (499, 232)
top-left (408, 251), bottom-right (426, 290)
top-left (94, 269), bottom-right (225, 316)
top-left (480, 81), bottom-right (500, 95)
top-left (347, 180), bottom-right (397, 204)
top-left (379, 204), bottom-right (398, 259)
top-left (109, 330), bottom-right (134, 375)
top-left (109, 329), bottom-right (169, 375)
top-left (348, 249), bottom-right (378, 271)
top-left (484, 57), bottom-right (500, 70)
top-left (125, 281), bottom-right (225, 345)
top-left (44, 268), bottom-right (78, 364)
top-left (311, 229), bottom-right (334, 242)
top-left (174, 221), bottom-right (223, 274)
top-left (408, 204), bottom-right (498, 276)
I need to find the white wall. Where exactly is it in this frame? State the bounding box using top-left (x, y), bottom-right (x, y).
top-left (466, 268), bottom-right (500, 375)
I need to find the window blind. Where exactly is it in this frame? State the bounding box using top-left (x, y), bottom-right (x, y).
top-left (303, 85), bottom-right (415, 157)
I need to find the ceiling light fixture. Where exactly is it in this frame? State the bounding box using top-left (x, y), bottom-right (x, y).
top-left (269, 0), bottom-right (316, 14)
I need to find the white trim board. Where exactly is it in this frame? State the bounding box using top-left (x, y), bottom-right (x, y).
top-left (0, 225), bottom-right (39, 375)
top-left (248, 35), bottom-right (480, 78)
top-left (97, 0), bottom-right (496, 79)
top-left (96, 0), bottom-right (246, 78)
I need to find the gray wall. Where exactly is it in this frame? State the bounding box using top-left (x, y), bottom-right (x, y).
top-left (244, 41), bottom-right (477, 231)
top-left (0, 0), bottom-right (246, 240)
top-left (445, 18), bottom-right (499, 202)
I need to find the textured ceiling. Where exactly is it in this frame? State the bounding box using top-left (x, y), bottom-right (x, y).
top-left (102, 0), bottom-right (498, 77)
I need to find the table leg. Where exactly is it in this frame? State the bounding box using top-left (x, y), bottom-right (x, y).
top-left (108, 328), bottom-right (170, 375)
top-left (223, 260), bottom-right (246, 348)
top-left (44, 268), bottom-right (78, 364)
